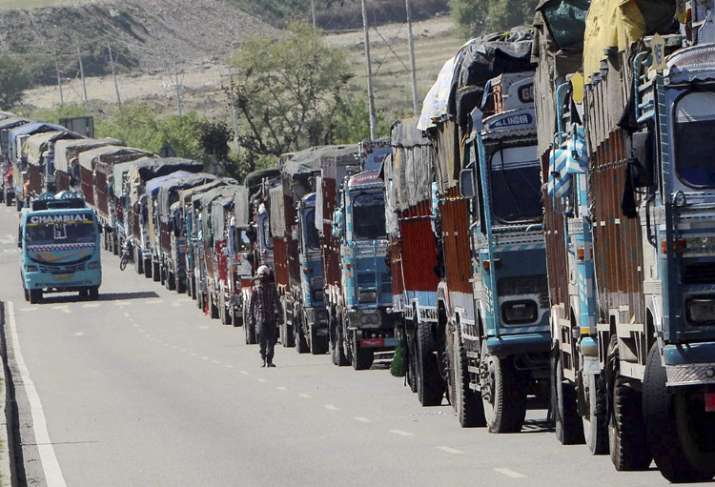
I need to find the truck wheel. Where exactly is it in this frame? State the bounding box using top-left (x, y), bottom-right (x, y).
top-left (134, 248), bottom-right (143, 275)
top-left (88, 287), bottom-right (99, 301)
top-left (186, 276), bottom-right (193, 299)
top-left (607, 337), bottom-right (651, 471)
top-left (416, 321), bottom-right (444, 406)
top-left (244, 306), bottom-right (256, 344)
top-left (210, 294), bottom-right (219, 319)
top-left (295, 319), bottom-right (309, 354)
top-left (406, 330), bottom-right (418, 393)
top-left (15, 197), bottom-right (22, 212)
top-left (177, 276), bottom-right (186, 294)
top-left (643, 344), bottom-right (714, 482)
top-left (583, 372), bottom-right (609, 454)
top-left (166, 272), bottom-right (176, 291)
top-left (220, 295), bottom-right (232, 326)
top-left (481, 342), bottom-right (526, 433)
top-left (309, 323), bottom-right (327, 354)
top-left (112, 234), bottom-right (119, 256)
top-left (330, 314), bottom-right (348, 366)
top-left (152, 262), bottom-right (160, 282)
top-left (29, 289), bottom-right (42, 304)
top-left (231, 306), bottom-right (242, 328)
top-left (551, 348), bottom-right (585, 445)
top-left (450, 326), bottom-right (485, 427)
top-left (4, 191), bottom-right (11, 206)
top-left (351, 339), bottom-right (374, 371)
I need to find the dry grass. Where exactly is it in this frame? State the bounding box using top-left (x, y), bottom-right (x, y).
top-left (0, 0), bottom-right (91, 8)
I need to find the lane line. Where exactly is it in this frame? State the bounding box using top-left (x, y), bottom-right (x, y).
top-left (6, 301), bottom-right (67, 487)
top-left (323, 404), bottom-right (340, 411)
top-left (113, 302), bottom-right (130, 307)
top-left (389, 429), bottom-right (414, 437)
top-left (299, 393), bottom-right (312, 399)
top-left (436, 446), bottom-right (464, 455)
top-left (494, 468), bottom-right (526, 479)
top-left (224, 364), bottom-right (234, 369)
top-left (240, 370), bottom-right (249, 376)
top-left (275, 386), bottom-right (287, 391)
top-left (81, 303), bottom-right (100, 309)
top-left (353, 416), bottom-right (372, 423)
top-left (19, 307), bottom-right (38, 312)
top-left (257, 378), bottom-right (267, 383)
top-left (147, 299), bottom-right (163, 305)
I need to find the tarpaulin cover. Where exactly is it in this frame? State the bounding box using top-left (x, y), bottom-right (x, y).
top-left (78, 145), bottom-right (147, 171)
top-left (112, 158), bottom-right (157, 197)
top-left (54, 138), bottom-right (121, 173)
top-left (390, 119), bottom-right (433, 210)
top-left (432, 119), bottom-right (460, 192)
top-left (418, 56), bottom-right (458, 130)
top-left (314, 176), bottom-right (323, 232)
top-left (24, 131), bottom-right (64, 166)
top-left (210, 190), bottom-right (242, 241)
top-left (233, 185), bottom-right (250, 228)
top-left (583, 0), bottom-right (676, 81)
top-left (132, 157), bottom-right (203, 181)
top-left (181, 180), bottom-right (227, 207)
top-left (198, 186), bottom-right (239, 242)
top-left (283, 146), bottom-right (356, 177)
top-left (8, 122), bottom-right (66, 163)
top-left (269, 184), bottom-right (286, 238)
top-left (0, 117), bottom-right (27, 130)
top-left (244, 167), bottom-right (280, 191)
top-left (382, 154), bottom-right (399, 236)
top-left (157, 172), bottom-right (216, 221)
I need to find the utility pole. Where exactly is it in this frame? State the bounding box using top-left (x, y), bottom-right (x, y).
top-left (405, 0), bottom-right (419, 116)
top-left (311, 0), bottom-right (317, 30)
top-left (360, 0), bottom-right (377, 140)
top-left (107, 45), bottom-right (122, 106)
top-left (55, 60), bottom-right (64, 106)
top-left (229, 71), bottom-right (240, 152)
top-left (77, 46), bottom-right (88, 106)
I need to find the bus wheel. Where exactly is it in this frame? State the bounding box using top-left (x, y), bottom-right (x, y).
top-left (481, 342), bottom-right (526, 433)
top-left (23, 287), bottom-right (29, 302)
top-left (644, 344), bottom-right (715, 482)
top-left (29, 289), bottom-right (42, 304)
top-left (88, 287), bottom-right (99, 301)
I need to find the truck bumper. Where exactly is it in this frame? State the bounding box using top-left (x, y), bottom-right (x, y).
top-left (485, 333), bottom-right (551, 358)
top-left (663, 342), bottom-right (715, 387)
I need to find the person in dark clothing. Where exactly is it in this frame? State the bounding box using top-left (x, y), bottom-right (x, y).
top-left (249, 265), bottom-right (283, 367)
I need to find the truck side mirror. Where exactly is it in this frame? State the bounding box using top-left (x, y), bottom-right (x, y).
top-left (332, 210), bottom-right (343, 238)
top-left (459, 167), bottom-right (476, 199)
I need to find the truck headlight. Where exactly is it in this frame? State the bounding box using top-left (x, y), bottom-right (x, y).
top-left (687, 298), bottom-right (715, 325)
top-left (501, 300), bottom-right (538, 325)
top-left (359, 311), bottom-right (381, 326)
top-left (358, 288), bottom-right (377, 303)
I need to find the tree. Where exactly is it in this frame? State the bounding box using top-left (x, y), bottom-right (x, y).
top-left (0, 55), bottom-right (30, 110)
top-left (450, 0), bottom-right (538, 37)
top-left (226, 22), bottom-right (354, 174)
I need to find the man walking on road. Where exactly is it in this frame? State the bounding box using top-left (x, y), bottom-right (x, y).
top-left (249, 265), bottom-right (282, 367)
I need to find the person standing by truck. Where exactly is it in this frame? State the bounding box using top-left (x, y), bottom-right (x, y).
top-left (249, 265), bottom-right (283, 367)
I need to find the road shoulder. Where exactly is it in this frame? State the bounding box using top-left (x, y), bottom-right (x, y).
top-left (0, 301), bottom-right (18, 487)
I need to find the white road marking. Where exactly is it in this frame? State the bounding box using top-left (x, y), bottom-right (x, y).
top-left (171, 301), bottom-right (182, 307)
top-left (7, 302), bottom-right (67, 487)
top-left (198, 325), bottom-right (209, 330)
top-left (211, 359), bottom-right (220, 364)
top-left (51, 305), bottom-right (68, 311)
top-left (276, 386), bottom-right (287, 391)
top-left (147, 299), bottom-right (163, 305)
top-left (323, 404), bottom-right (340, 411)
top-left (354, 416), bottom-right (372, 423)
top-left (257, 378), bottom-right (267, 383)
top-left (299, 393), bottom-right (312, 399)
top-left (240, 370), bottom-right (249, 375)
top-left (224, 364), bottom-right (234, 369)
top-left (73, 332), bottom-right (84, 337)
top-left (201, 356), bottom-right (209, 361)
top-left (113, 301), bottom-right (131, 307)
top-left (436, 446), bottom-right (464, 455)
top-left (81, 303), bottom-right (100, 309)
top-left (494, 468), bottom-right (526, 479)
top-left (19, 307), bottom-right (38, 312)
top-left (389, 429), bottom-right (414, 437)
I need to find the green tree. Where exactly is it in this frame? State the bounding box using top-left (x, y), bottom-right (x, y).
top-left (0, 55), bottom-right (30, 110)
top-left (333, 94), bottom-right (391, 144)
top-left (226, 22), bottom-right (354, 173)
top-left (450, 0), bottom-right (538, 37)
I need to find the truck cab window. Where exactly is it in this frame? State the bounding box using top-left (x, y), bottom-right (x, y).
top-left (490, 146), bottom-right (542, 224)
top-left (675, 90), bottom-right (715, 188)
top-left (351, 191), bottom-right (386, 240)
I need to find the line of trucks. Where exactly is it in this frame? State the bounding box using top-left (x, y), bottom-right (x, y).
top-left (3, 0), bottom-right (715, 481)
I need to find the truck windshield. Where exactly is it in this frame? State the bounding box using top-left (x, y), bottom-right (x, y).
top-left (675, 91), bottom-right (715, 187)
top-left (302, 208), bottom-right (320, 250)
top-left (351, 191), bottom-right (386, 240)
top-left (26, 217), bottom-right (96, 245)
top-left (490, 146), bottom-right (542, 224)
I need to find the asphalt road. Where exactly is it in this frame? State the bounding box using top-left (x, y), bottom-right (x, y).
top-left (0, 206), bottom-right (685, 487)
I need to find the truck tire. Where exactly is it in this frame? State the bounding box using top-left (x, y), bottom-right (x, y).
top-left (112, 234), bottom-right (119, 256)
top-left (330, 314), bottom-right (348, 366)
top-left (607, 337), bottom-right (651, 471)
top-left (143, 258), bottom-right (152, 278)
top-left (406, 330), bottom-right (418, 393)
top-left (4, 191), bottom-right (11, 206)
top-left (351, 339), bottom-right (374, 371)
top-left (166, 271), bottom-right (176, 291)
top-left (134, 247), bottom-right (143, 275)
top-left (186, 276), bottom-right (194, 298)
top-left (210, 294), bottom-right (219, 319)
top-left (416, 321), bottom-right (444, 406)
top-left (643, 344), bottom-right (714, 482)
top-left (177, 275), bottom-right (186, 294)
top-left (551, 349), bottom-right (585, 445)
top-left (88, 287), bottom-right (99, 301)
top-left (309, 322), bottom-right (327, 354)
top-left (295, 319), bottom-right (309, 354)
top-left (220, 294), bottom-right (232, 325)
top-left (29, 289), bottom-right (42, 304)
top-left (450, 326), bottom-right (485, 427)
top-left (281, 305), bottom-right (295, 348)
top-left (583, 372), bottom-right (609, 454)
top-left (15, 197), bottom-right (22, 212)
top-left (152, 262), bottom-right (160, 282)
top-left (244, 306), bottom-right (257, 344)
top-left (481, 342), bottom-right (526, 433)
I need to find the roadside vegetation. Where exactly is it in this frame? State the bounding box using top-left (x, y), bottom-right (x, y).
top-left (450, 0), bottom-right (539, 36)
top-left (0, 55), bottom-right (29, 109)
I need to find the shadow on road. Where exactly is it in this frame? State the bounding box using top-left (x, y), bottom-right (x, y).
top-left (39, 291), bottom-right (160, 305)
top-left (521, 419), bottom-right (554, 433)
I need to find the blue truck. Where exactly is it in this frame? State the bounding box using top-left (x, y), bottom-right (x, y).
top-left (19, 193), bottom-right (102, 303)
top-left (330, 169), bottom-right (396, 370)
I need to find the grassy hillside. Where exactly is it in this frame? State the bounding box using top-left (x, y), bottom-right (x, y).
top-left (0, 0), bottom-right (80, 8)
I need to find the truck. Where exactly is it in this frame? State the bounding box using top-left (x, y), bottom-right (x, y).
top-left (329, 168), bottom-right (397, 370)
top-left (382, 119), bottom-right (443, 404)
top-left (53, 138), bottom-right (120, 194)
top-left (418, 30), bottom-right (550, 431)
top-left (270, 147), bottom-right (335, 353)
top-left (18, 193), bottom-right (102, 303)
top-left (543, 0), bottom-right (715, 481)
top-left (532, 0), bottom-right (602, 452)
top-left (23, 130), bottom-right (82, 195)
top-left (0, 117), bottom-right (28, 206)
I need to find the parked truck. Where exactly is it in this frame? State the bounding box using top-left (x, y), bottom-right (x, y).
top-left (383, 119), bottom-right (444, 404)
top-left (19, 193), bottom-right (102, 303)
top-left (23, 130), bottom-right (81, 195)
top-left (329, 168), bottom-right (397, 370)
top-left (417, 31), bottom-right (551, 431)
top-left (545, 0), bottom-right (715, 481)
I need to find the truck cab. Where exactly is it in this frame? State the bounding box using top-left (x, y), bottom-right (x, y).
top-left (19, 194), bottom-right (101, 303)
top-left (332, 170), bottom-right (396, 370)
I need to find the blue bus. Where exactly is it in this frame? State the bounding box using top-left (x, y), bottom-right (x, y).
top-left (19, 194), bottom-right (102, 303)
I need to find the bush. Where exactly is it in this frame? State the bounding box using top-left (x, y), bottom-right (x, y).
top-left (0, 54), bottom-right (30, 109)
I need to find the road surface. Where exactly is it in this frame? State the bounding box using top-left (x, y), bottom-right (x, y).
top-left (0, 206), bottom-right (679, 486)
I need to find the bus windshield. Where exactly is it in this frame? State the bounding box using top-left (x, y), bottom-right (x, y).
top-left (490, 146), bottom-right (542, 224)
top-left (351, 191), bottom-right (386, 240)
top-left (25, 215), bottom-right (97, 246)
